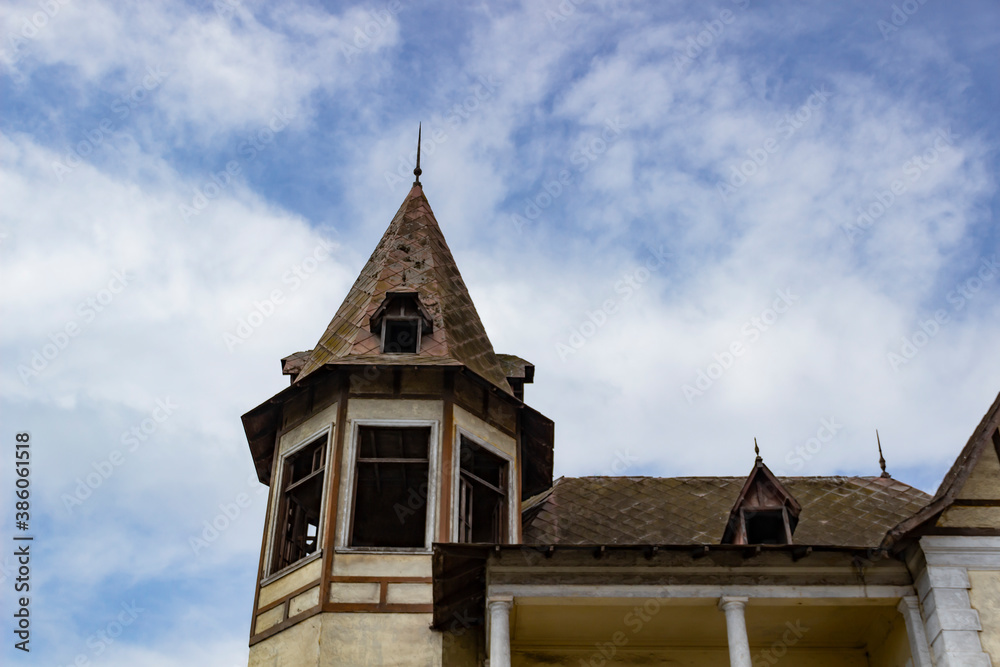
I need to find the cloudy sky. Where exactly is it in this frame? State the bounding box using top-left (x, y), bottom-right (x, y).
top-left (1, 0), bottom-right (998, 663)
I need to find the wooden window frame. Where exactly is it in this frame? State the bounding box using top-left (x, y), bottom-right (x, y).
top-left (451, 428), bottom-right (516, 543)
top-left (337, 419), bottom-right (440, 553)
top-left (265, 429), bottom-right (332, 578)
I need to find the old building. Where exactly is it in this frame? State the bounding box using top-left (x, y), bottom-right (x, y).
top-left (241, 173), bottom-right (1000, 666)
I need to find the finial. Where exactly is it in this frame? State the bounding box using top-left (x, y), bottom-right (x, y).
top-left (413, 123), bottom-right (422, 186)
top-left (877, 429), bottom-right (890, 478)
top-left (754, 437), bottom-right (761, 461)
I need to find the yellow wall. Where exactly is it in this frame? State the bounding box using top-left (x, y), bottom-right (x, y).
top-left (867, 610), bottom-right (912, 667)
top-left (969, 570), bottom-right (1000, 664)
top-left (512, 648), bottom-right (868, 666)
top-left (318, 613), bottom-right (443, 666)
top-left (278, 401), bottom-right (338, 454)
top-left (454, 404), bottom-right (516, 459)
top-left (248, 616), bottom-right (322, 667)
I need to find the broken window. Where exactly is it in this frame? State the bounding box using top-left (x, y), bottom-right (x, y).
top-left (457, 436), bottom-right (508, 543)
top-left (383, 318), bottom-right (419, 353)
top-left (743, 508), bottom-right (790, 545)
top-left (271, 437), bottom-right (327, 573)
top-left (369, 292), bottom-right (433, 354)
top-left (350, 426), bottom-right (431, 548)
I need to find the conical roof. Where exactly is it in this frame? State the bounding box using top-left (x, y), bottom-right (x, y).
top-left (294, 184), bottom-right (511, 393)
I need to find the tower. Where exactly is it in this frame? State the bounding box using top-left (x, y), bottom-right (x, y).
top-left (241, 180), bottom-right (554, 665)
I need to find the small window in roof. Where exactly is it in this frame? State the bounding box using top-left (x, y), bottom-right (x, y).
top-left (370, 292), bottom-right (433, 355)
top-left (743, 508), bottom-right (790, 545)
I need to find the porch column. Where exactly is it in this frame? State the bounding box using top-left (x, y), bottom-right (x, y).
top-left (897, 596), bottom-right (934, 667)
top-left (487, 596), bottom-right (513, 667)
top-left (719, 596), bottom-right (752, 667)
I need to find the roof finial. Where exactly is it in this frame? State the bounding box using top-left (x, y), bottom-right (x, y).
top-left (754, 437), bottom-right (761, 462)
top-left (412, 123), bottom-right (422, 187)
top-left (877, 429), bottom-right (891, 478)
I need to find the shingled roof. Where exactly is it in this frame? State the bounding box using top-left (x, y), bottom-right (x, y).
top-left (293, 184), bottom-right (511, 392)
top-left (523, 476), bottom-right (931, 547)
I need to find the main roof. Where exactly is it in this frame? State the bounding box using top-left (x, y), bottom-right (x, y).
top-left (292, 184), bottom-right (511, 392)
top-left (523, 475), bottom-right (931, 547)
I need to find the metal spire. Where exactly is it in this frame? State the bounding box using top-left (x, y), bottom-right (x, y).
top-left (877, 430), bottom-right (891, 478)
top-left (412, 123), bottom-right (422, 186)
top-left (754, 437), bottom-right (761, 462)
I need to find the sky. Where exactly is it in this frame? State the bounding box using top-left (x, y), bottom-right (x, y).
top-left (1, 0), bottom-right (998, 664)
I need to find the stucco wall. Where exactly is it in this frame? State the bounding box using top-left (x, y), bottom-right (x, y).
top-left (319, 612), bottom-right (442, 666)
top-left (248, 616), bottom-right (322, 667)
top-left (969, 569), bottom-right (1000, 664)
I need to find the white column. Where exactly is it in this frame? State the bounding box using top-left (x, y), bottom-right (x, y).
top-left (719, 596), bottom-right (752, 667)
top-left (897, 596), bottom-right (934, 667)
top-left (488, 596), bottom-right (513, 667)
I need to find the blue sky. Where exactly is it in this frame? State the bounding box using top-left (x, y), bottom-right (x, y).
top-left (1, 0), bottom-right (999, 664)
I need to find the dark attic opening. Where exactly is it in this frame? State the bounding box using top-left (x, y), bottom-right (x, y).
top-left (369, 292), bottom-right (434, 355)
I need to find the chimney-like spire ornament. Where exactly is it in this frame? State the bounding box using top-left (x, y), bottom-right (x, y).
top-left (877, 430), bottom-right (891, 478)
top-left (754, 437), bottom-right (761, 462)
top-left (413, 123), bottom-right (422, 186)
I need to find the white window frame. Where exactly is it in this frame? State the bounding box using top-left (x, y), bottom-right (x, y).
top-left (337, 419), bottom-right (440, 553)
top-left (451, 427), bottom-right (517, 544)
top-left (263, 426), bottom-right (333, 581)
top-left (380, 316), bottom-right (422, 354)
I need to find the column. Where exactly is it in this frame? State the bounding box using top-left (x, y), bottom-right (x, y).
top-left (488, 596), bottom-right (513, 667)
top-left (719, 596), bottom-right (752, 667)
top-left (897, 596), bottom-right (934, 667)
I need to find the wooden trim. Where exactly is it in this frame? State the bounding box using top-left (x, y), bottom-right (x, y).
top-left (249, 604), bottom-right (324, 646)
top-left (329, 576), bottom-right (432, 584)
top-left (952, 499), bottom-right (1000, 507)
top-left (318, 376), bottom-right (350, 619)
top-left (348, 392), bottom-right (444, 400)
top-left (248, 429), bottom-right (281, 644)
top-left (926, 527), bottom-right (1000, 536)
top-left (439, 372), bottom-right (455, 541)
top-left (255, 580), bottom-right (322, 614)
top-left (323, 602), bottom-right (434, 614)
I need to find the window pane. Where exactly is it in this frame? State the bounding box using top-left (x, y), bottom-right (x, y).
top-left (383, 319), bottom-right (418, 353)
top-left (272, 438), bottom-right (326, 572)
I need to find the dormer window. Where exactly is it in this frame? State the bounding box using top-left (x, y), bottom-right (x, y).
top-left (722, 449), bottom-right (801, 545)
top-left (369, 292), bottom-right (433, 354)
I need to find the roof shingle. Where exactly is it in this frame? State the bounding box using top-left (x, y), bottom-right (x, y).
top-left (523, 476), bottom-right (930, 547)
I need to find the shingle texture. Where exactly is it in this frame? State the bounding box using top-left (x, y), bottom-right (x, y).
top-left (523, 476), bottom-right (931, 547)
top-left (293, 185), bottom-right (511, 392)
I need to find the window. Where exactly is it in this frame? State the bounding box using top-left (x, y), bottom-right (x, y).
top-left (350, 426), bottom-right (431, 548)
top-left (271, 437), bottom-right (327, 573)
top-left (743, 508), bottom-right (790, 545)
top-left (369, 292), bottom-right (433, 354)
top-left (457, 436), bottom-right (508, 543)
top-left (383, 318), bottom-right (419, 353)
